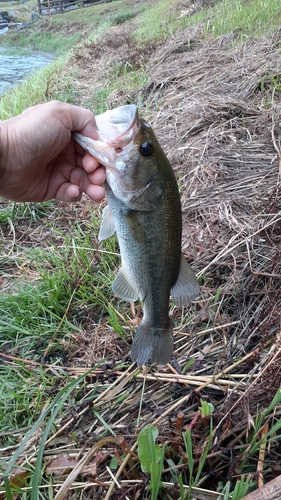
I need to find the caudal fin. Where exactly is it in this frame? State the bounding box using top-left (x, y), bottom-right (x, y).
top-left (130, 320), bottom-right (173, 365)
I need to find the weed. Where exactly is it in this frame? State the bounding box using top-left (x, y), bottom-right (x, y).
top-left (133, 0), bottom-right (180, 44)
top-left (1, 30), bottom-right (81, 55)
top-left (0, 201), bottom-right (55, 225)
top-left (0, 55), bottom-right (70, 118)
top-left (203, 0), bottom-right (281, 39)
top-left (138, 424), bottom-right (166, 500)
top-left (218, 477), bottom-right (253, 500)
top-left (3, 365), bottom-right (100, 499)
top-left (106, 11), bottom-right (137, 26)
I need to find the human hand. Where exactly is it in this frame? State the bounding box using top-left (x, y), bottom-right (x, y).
top-left (0, 100), bottom-right (105, 203)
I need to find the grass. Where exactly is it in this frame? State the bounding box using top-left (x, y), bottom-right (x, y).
top-left (0, 55), bottom-right (71, 118)
top-left (204, 0), bottom-right (281, 38)
top-left (87, 63), bottom-right (148, 113)
top-left (3, 0), bottom-right (280, 56)
top-left (133, 0), bottom-right (182, 44)
top-left (1, 0), bottom-right (281, 498)
top-left (1, 28), bottom-right (83, 54)
top-left (134, 0), bottom-right (281, 45)
top-left (0, 202), bottom-right (124, 441)
top-left (0, 48), bottom-right (34, 56)
top-left (51, 0), bottom-right (139, 24)
top-left (1, 204), bottom-right (281, 493)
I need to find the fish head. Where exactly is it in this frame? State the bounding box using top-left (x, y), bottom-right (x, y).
top-left (73, 105), bottom-right (170, 210)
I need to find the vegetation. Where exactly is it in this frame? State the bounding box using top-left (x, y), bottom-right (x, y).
top-left (3, 0), bottom-right (281, 55)
top-left (1, 0), bottom-right (281, 498)
top-left (1, 29), bottom-right (82, 54)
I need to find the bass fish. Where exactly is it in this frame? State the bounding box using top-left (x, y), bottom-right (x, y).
top-left (74, 105), bottom-right (199, 365)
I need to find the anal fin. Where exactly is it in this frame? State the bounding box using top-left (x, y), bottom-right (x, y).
top-left (171, 253), bottom-right (200, 307)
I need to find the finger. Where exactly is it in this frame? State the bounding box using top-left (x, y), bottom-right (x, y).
top-left (66, 166), bottom-right (105, 202)
top-left (82, 152), bottom-right (101, 173)
top-left (88, 166), bottom-right (106, 185)
top-left (86, 184), bottom-right (105, 202)
top-left (55, 183), bottom-right (82, 202)
top-left (74, 155), bottom-right (105, 186)
top-left (56, 181), bottom-right (105, 202)
top-left (75, 142), bottom-right (87, 158)
top-left (66, 103), bottom-right (99, 139)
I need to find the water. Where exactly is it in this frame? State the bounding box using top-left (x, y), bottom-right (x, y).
top-left (0, 47), bottom-right (53, 95)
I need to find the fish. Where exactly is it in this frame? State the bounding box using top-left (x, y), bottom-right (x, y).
top-left (74, 104), bottom-right (200, 365)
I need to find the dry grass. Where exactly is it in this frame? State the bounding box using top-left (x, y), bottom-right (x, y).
top-left (67, 24), bottom-right (281, 497)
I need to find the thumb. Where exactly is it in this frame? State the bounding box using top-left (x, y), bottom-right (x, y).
top-left (64, 103), bottom-right (99, 140)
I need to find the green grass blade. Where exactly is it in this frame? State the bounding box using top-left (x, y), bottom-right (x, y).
top-left (195, 419), bottom-right (213, 484)
top-left (183, 428), bottom-right (194, 482)
top-left (93, 409), bottom-right (116, 437)
top-left (4, 365), bottom-right (100, 498)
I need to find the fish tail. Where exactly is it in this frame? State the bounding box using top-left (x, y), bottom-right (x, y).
top-left (130, 320), bottom-right (173, 365)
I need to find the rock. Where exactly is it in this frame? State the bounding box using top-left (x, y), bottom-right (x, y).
top-left (31, 12), bottom-right (39, 22)
top-left (0, 11), bottom-right (10, 22)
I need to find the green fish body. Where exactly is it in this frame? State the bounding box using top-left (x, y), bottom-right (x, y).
top-left (74, 105), bottom-right (199, 365)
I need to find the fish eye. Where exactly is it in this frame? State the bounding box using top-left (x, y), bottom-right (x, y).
top-left (140, 141), bottom-right (154, 157)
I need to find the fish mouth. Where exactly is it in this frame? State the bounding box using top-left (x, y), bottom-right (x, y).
top-left (73, 105), bottom-right (141, 171)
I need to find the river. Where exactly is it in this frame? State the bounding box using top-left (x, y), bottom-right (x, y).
top-left (0, 46), bottom-right (54, 95)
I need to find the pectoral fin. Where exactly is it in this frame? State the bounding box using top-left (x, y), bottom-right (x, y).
top-left (98, 205), bottom-right (116, 241)
top-left (171, 254), bottom-right (200, 306)
top-left (112, 266), bottom-right (139, 302)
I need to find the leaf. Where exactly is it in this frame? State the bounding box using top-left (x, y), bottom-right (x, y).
top-left (109, 456), bottom-right (119, 470)
top-left (46, 454), bottom-right (79, 476)
top-left (199, 399), bottom-right (214, 416)
top-left (0, 470), bottom-right (29, 500)
top-left (137, 424), bottom-right (161, 473)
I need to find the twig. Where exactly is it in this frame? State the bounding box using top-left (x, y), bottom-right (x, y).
top-left (257, 422), bottom-right (269, 488)
top-left (45, 365), bottom-right (139, 447)
top-left (271, 87), bottom-right (281, 177)
top-left (106, 466), bottom-right (130, 500)
top-left (240, 474), bottom-right (281, 500)
top-left (53, 438), bottom-right (118, 500)
top-left (213, 342), bottom-right (281, 438)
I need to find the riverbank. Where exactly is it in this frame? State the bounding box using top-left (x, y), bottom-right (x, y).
top-left (0, 46), bottom-right (53, 95)
top-left (1, 0), bottom-right (281, 116)
top-left (1, 1), bottom-right (281, 499)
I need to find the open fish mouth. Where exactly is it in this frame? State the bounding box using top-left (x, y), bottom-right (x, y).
top-left (73, 105), bottom-right (141, 169)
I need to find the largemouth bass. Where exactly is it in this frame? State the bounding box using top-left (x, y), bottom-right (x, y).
top-left (74, 105), bottom-right (199, 365)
